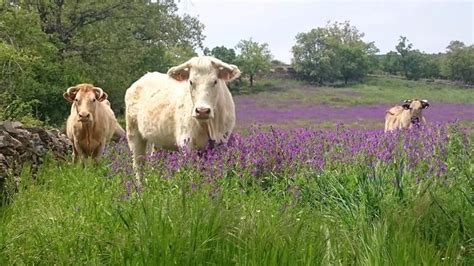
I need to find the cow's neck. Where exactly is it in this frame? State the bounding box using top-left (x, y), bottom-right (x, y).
top-left (197, 119), bottom-right (213, 140)
top-left (80, 120), bottom-right (96, 152)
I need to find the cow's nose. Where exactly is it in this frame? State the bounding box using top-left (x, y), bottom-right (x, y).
top-left (195, 107), bottom-right (211, 115)
top-left (78, 112), bottom-right (90, 119)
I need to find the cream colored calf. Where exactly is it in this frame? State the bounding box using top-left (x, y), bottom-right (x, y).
top-left (384, 99), bottom-right (429, 132)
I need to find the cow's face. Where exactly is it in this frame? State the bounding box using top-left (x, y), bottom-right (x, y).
top-left (402, 99), bottom-right (429, 122)
top-left (168, 56), bottom-right (240, 121)
top-left (63, 84), bottom-right (108, 124)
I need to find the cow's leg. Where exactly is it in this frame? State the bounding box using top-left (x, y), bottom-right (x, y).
top-left (72, 143), bottom-right (79, 163)
top-left (400, 118), bottom-right (410, 130)
top-left (126, 117), bottom-right (147, 182)
top-left (92, 141), bottom-right (106, 162)
top-left (384, 117), bottom-right (391, 133)
top-left (129, 135), bottom-right (146, 182)
top-left (73, 142), bottom-right (87, 167)
top-left (177, 134), bottom-right (193, 152)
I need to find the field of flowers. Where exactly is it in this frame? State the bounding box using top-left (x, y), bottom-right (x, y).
top-left (236, 98), bottom-right (474, 129)
top-left (107, 124), bottom-right (458, 185)
top-left (235, 78), bottom-right (474, 129)
top-left (0, 77), bottom-right (473, 264)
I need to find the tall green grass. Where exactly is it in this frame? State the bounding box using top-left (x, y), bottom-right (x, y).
top-left (1, 134), bottom-right (472, 265)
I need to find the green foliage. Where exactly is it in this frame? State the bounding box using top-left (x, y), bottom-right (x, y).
top-left (382, 51), bottom-right (401, 75)
top-left (0, 6), bottom-right (66, 123)
top-left (292, 21), bottom-right (379, 84)
top-left (234, 76), bottom-right (474, 130)
top-left (382, 37), bottom-right (443, 80)
top-left (420, 53), bottom-right (442, 79)
top-left (204, 45), bottom-right (237, 65)
top-left (235, 39), bottom-right (272, 87)
top-left (442, 41), bottom-right (474, 84)
top-left (0, 92), bottom-right (42, 125)
top-left (354, 76), bottom-right (474, 103)
top-left (0, 1), bottom-right (204, 125)
top-left (395, 36), bottom-right (425, 80)
top-left (0, 127), bottom-right (472, 264)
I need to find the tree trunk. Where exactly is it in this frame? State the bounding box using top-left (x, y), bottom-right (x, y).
top-left (250, 75), bottom-right (254, 88)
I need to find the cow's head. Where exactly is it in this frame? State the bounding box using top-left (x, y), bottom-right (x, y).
top-left (402, 99), bottom-right (429, 122)
top-left (63, 84), bottom-right (108, 123)
top-left (167, 56), bottom-right (240, 120)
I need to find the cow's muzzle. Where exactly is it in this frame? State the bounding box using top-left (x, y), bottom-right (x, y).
top-left (78, 112), bottom-right (92, 123)
top-left (411, 117), bottom-right (420, 124)
top-left (194, 107), bottom-right (212, 120)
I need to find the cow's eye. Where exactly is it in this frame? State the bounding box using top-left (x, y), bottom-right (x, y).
top-left (74, 98), bottom-right (78, 102)
top-left (213, 80), bottom-right (217, 85)
top-left (93, 99), bottom-right (96, 102)
top-left (189, 80), bottom-right (193, 86)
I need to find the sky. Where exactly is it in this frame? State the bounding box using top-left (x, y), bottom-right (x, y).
top-left (178, 0), bottom-right (473, 64)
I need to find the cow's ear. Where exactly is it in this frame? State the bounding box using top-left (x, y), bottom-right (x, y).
top-left (402, 99), bottom-right (412, 109)
top-left (98, 92), bottom-right (108, 102)
top-left (218, 64), bottom-right (241, 81)
top-left (93, 87), bottom-right (108, 102)
top-left (168, 65), bottom-right (190, 81)
top-left (63, 86), bottom-right (79, 103)
top-left (421, 99), bottom-right (429, 109)
top-left (212, 61), bottom-right (241, 81)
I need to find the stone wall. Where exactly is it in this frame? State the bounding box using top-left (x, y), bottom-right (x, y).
top-left (0, 121), bottom-right (71, 189)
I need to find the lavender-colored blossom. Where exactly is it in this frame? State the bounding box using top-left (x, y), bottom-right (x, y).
top-left (103, 123), bottom-right (469, 193)
top-left (235, 97), bottom-right (474, 129)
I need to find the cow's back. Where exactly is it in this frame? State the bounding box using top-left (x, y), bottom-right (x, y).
top-left (66, 105), bottom-right (77, 141)
top-left (125, 72), bottom-right (172, 117)
top-left (386, 106), bottom-right (403, 117)
top-left (97, 101), bottom-right (120, 141)
top-left (384, 106), bottom-right (401, 132)
top-left (125, 72), bottom-right (185, 148)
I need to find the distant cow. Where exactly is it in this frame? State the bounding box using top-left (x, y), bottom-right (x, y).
top-left (125, 56), bottom-right (240, 178)
top-left (63, 84), bottom-right (125, 162)
top-left (384, 99), bottom-right (429, 132)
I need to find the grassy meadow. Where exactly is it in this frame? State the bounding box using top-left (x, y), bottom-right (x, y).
top-left (235, 76), bottom-right (474, 129)
top-left (1, 76), bottom-right (473, 265)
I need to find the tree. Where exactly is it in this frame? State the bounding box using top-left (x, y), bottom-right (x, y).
top-left (395, 36), bottom-right (420, 79)
top-left (207, 46), bottom-right (237, 65)
top-left (291, 26), bottom-right (339, 84)
top-left (383, 37), bottom-right (443, 79)
top-left (391, 36), bottom-right (441, 80)
top-left (235, 39), bottom-right (272, 88)
top-left (338, 41), bottom-right (379, 84)
top-left (442, 41), bottom-right (474, 84)
top-left (291, 21), bottom-right (378, 84)
top-left (420, 53), bottom-right (441, 79)
top-left (0, 5), bottom-right (63, 123)
top-left (382, 51), bottom-right (401, 75)
top-left (0, 0), bottom-right (205, 124)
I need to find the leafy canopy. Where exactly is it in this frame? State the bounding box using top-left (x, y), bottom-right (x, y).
top-left (292, 21), bottom-right (378, 84)
top-left (235, 39), bottom-right (272, 87)
top-left (0, 0), bottom-right (204, 124)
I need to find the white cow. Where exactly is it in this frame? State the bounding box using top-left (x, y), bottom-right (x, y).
top-left (125, 56), bottom-right (240, 179)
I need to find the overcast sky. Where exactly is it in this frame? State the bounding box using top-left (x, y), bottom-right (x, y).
top-left (178, 0), bottom-right (473, 64)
